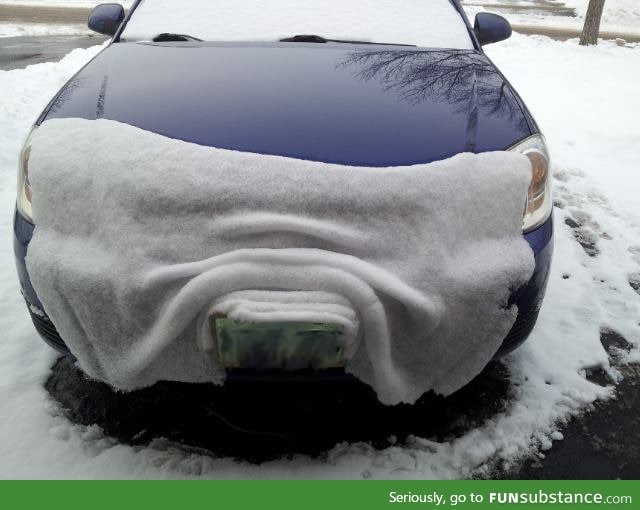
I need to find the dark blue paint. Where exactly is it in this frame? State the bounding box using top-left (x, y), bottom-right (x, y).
top-left (523, 212), bottom-right (554, 254)
top-left (88, 3), bottom-right (125, 37)
top-left (40, 42), bottom-right (534, 166)
top-left (13, 211), bottom-right (41, 308)
top-left (511, 216), bottom-right (553, 310)
top-left (474, 13), bottom-right (513, 46)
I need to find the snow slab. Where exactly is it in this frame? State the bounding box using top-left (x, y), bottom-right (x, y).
top-left (26, 117), bottom-right (533, 405)
top-left (0, 34), bottom-right (639, 478)
top-left (121, 0), bottom-right (474, 49)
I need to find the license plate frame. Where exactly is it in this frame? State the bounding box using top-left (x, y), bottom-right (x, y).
top-left (211, 315), bottom-right (345, 370)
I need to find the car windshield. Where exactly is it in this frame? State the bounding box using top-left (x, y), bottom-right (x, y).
top-left (120, 0), bottom-right (474, 49)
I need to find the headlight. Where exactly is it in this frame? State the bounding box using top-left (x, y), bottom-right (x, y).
top-left (17, 128), bottom-right (35, 223)
top-left (509, 134), bottom-right (552, 232)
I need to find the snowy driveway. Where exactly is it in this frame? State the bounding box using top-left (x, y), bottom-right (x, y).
top-left (0, 34), bottom-right (104, 69)
top-left (0, 34), bottom-right (639, 478)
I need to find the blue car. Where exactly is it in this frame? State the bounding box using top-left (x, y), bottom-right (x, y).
top-left (14, 0), bottom-right (552, 378)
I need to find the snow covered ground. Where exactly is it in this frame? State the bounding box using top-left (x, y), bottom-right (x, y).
top-left (0, 22), bottom-right (86, 37)
top-left (0, 0), bottom-right (133, 38)
top-left (0, 33), bottom-right (639, 478)
top-left (559, 0), bottom-right (639, 28)
top-left (464, 0), bottom-right (640, 35)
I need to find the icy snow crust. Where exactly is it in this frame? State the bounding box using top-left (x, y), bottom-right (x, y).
top-left (26, 118), bottom-right (533, 405)
top-left (121, 0), bottom-right (474, 50)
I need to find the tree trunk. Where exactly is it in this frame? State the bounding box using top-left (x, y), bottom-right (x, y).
top-left (580, 0), bottom-right (606, 46)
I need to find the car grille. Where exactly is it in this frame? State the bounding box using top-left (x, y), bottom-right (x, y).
top-left (27, 302), bottom-right (539, 362)
top-left (495, 308), bottom-right (539, 357)
top-left (29, 309), bottom-right (70, 355)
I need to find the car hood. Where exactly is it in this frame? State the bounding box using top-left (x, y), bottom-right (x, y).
top-left (41, 42), bottom-right (534, 166)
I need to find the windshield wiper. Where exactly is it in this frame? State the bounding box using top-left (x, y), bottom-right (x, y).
top-left (153, 33), bottom-right (203, 42)
top-left (279, 34), bottom-right (415, 46)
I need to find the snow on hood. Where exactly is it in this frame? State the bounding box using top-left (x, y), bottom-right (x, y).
top-left (25, 117), bottom-right (533, 405)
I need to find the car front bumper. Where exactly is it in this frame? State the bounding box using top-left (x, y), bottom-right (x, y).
top-left (13, 209), bottom-right (553, 361)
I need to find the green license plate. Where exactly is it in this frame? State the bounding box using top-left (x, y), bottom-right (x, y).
top-left (211, 316), bottom-right (345, 370)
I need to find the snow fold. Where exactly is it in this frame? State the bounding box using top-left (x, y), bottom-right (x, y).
top-left (26, 118), bottom-right (534, 405)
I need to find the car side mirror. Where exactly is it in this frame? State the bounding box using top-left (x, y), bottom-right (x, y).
top-left (88, 3), bottom-right (125, 36)
top-left (474, 13), bottom-right (512, 45)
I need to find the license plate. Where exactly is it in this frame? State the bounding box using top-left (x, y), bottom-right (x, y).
top-left (211, 316), bottom-right (345, 370)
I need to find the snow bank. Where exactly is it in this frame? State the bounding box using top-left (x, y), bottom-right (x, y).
top-left (26, 118), bottom-right (533, 405)
top-left (561, 0), bottom-right (640, 28)
top-left (121, 0), bottom-right (474, 49)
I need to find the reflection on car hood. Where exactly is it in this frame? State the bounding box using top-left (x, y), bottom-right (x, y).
top-left (41, 42), bottom-right (535, 166)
